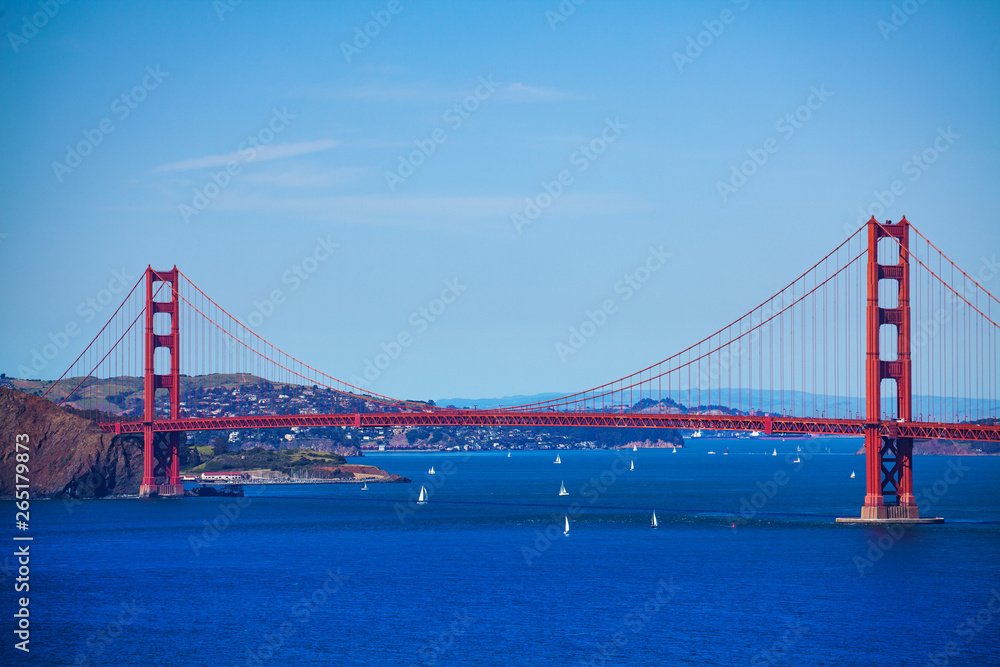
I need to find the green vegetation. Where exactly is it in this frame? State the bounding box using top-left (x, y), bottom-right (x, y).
top-left (190, 447), bottom-right (346, 473)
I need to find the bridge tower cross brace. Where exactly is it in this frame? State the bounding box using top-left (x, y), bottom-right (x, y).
top-left (862, 216), bottom-right (918, 520)
top-left (138, 266), bottom-right (184, 498)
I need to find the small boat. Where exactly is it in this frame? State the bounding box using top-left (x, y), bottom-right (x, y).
top-left (651, 511), bottom-right (658, 528)
top-left (792, 455), bottom-right (801, 463)
top-left (558, 481), bottom-right (568, 496)
top-left (707, 451), bottom-right (716, 455)
top-left (563, 516), bottom-right (570, 535)
top-left (850, 471), bottom-right (855, 479)
top-left (632, 445), bottom-right (638, 452)
top-left (417, 486), bottom-right (427, 504)
top-left (796, 445), bottom-right (802, 453)
top-left (772, 448), bottom-right (777, 456)
top-left (507, 452), bottom-right (511, 458)
top-left (428, 466), bottom-right (435, 475)
top-left (751, 431), bottom-right (761, 437)
top-left (672, 447), bottom-right (677, 453)
top-left (630, 460), bottom-right (634, 471)
top-left (554, 454), bottom-right (562, 464)
top-left (361, 482), bottom-right (368, 490)
top-left (691, 430), bottom-right (702, 438)
top-left (723, 448), bottom-right (730, 455)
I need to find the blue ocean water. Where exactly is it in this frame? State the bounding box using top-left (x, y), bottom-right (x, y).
top-left (7, 437), bottom-right (1000, 666)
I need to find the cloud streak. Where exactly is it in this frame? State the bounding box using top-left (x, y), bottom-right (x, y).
top-left (151, 139), bottom-right (339, 173)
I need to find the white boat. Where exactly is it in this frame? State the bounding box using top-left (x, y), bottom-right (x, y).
top-left (417, 486), bottom-right (427, 504)
top-left (672, 447), bottom-right (677, 453)
top-left (507, 452), bottom-right (511, 458)
top-left (796, 445), bottom-right (802, 453)
top-left (632, 445), bottom-right (638, 452)
top-left (793, 455), bottom-right (801, 463)
top-left (630, 460), bottom-right (634, 471)
top-left (554, 454), bottom-right (561, 464)
top-left (691, 430), bottom-right (702, 438)
top-left (651, 511), bottom-right (658, 528)
top-left (723, 448), bottom-right (729, 455)
top-left (772, 448), bottom-right (777, 456)
top-left (361, 482), bottom-right (368, 490)
top-left (707, 451), bottom-right (716, 455)
top-left (428, 466), bottom-right (435, 475)
top-left (751, 431), bottom-right (761, 437)
top-left (558, 481), bottom-right (568, 496)
top-left (850, 471), bottom-right (856, 478)
top-left (563, 516), bottom-right (570, 535)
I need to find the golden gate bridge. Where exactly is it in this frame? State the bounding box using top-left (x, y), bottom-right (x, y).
top-left (41, 217), bottom-right (1000, 522)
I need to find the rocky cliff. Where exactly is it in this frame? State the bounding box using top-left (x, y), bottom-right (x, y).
top-left (0, 387), bottom-right (144, 498)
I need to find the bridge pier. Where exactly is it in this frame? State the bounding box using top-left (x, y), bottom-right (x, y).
top-left (838, 217), bottom-right (942, 524)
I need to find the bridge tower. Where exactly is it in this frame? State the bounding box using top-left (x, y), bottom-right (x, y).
top-left (139, 266), bottom-right (184, 497)
top-left (861, 216), bottom-right (918, 519)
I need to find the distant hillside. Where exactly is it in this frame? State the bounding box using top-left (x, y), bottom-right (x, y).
top-left (434, 393), bottom-right (569, 409)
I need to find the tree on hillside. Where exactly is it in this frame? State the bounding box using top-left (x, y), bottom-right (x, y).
top-left (212, 436), bottom-right (229, 457)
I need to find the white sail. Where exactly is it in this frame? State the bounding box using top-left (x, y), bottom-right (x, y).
top-left (361, 482), bottom-right (368, 490)
top-left (417, 486), bottom-right (427, 504)
top-left (564, 516), bottom-right (570, 534)
top-left (633, 445), bottom-right (638, 452)
top-left (850, 471), bottom-right (856, 478)
top-left (428, 466), bottom-right (435, 474)
top-left (559, 481), bottom-right (568, 496)
top-left (507, 452), bottom-right (511, 458)
top-left (630, 460), bottom-right (634, 471)
top-left (793, 455), bottom-right (801, 463)
top-left (772, 448), bottom-right (777, 456)
top-left (555, 454), bottom-right (561, 464)
top-left (672, 447), bottom-right (677, 453)
top-left (651, 511), bottom-right (658, 528)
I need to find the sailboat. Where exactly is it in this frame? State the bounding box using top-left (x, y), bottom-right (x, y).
top-left (563, 516), bottom-right (570, 535)
top-left (630, 460), bottom-right (634, 471)
top-left (554, 454), bottom-right (562, 464)
top-left (417, 486), bottom-right (427, 504)
top-left (651, 511), bottom-right (658, 528)
top-left (672, 446), bottom-right (677, 453)
top-left (772, 448), bottom-right (777, 456)
top-left (428, 466), bottom-right (435, 475)
top-left (792, 455), bottom-right (801, 463)
top-left (558, 481), bottom-right (568, 496)
top-left (361, 482), bottom-right (368, 490)
top-left (723, 447), bottom-right (730, 455)
top-left (850, 471), bottom-right (856, 479)
top-left (632, 445), bottom-right (638, 452)
top-left (691, 430), bottom-right (702, 438)
top-left (507, 452), bottom-right (511, 458)
top-left (796, 444), bottom-right (802, 453)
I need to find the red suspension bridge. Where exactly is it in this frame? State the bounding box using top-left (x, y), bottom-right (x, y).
top-left (42, 218), bottom-right (1000, 521)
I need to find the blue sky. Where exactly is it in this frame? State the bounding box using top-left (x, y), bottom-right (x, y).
top-left (0, 0), bottom-right (997, 400)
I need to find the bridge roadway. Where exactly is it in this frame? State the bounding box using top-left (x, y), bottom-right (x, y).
top-left (101, 412), bottom-right (1000, 442)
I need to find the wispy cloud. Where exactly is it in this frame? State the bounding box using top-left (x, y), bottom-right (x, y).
top-left (151, 139), bottom-right (339, 173)
top-left (309, 81), bottom-right (579, 104)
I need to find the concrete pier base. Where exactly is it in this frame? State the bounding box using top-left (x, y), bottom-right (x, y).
top-left (835, 516), bottom-right (944, 524)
